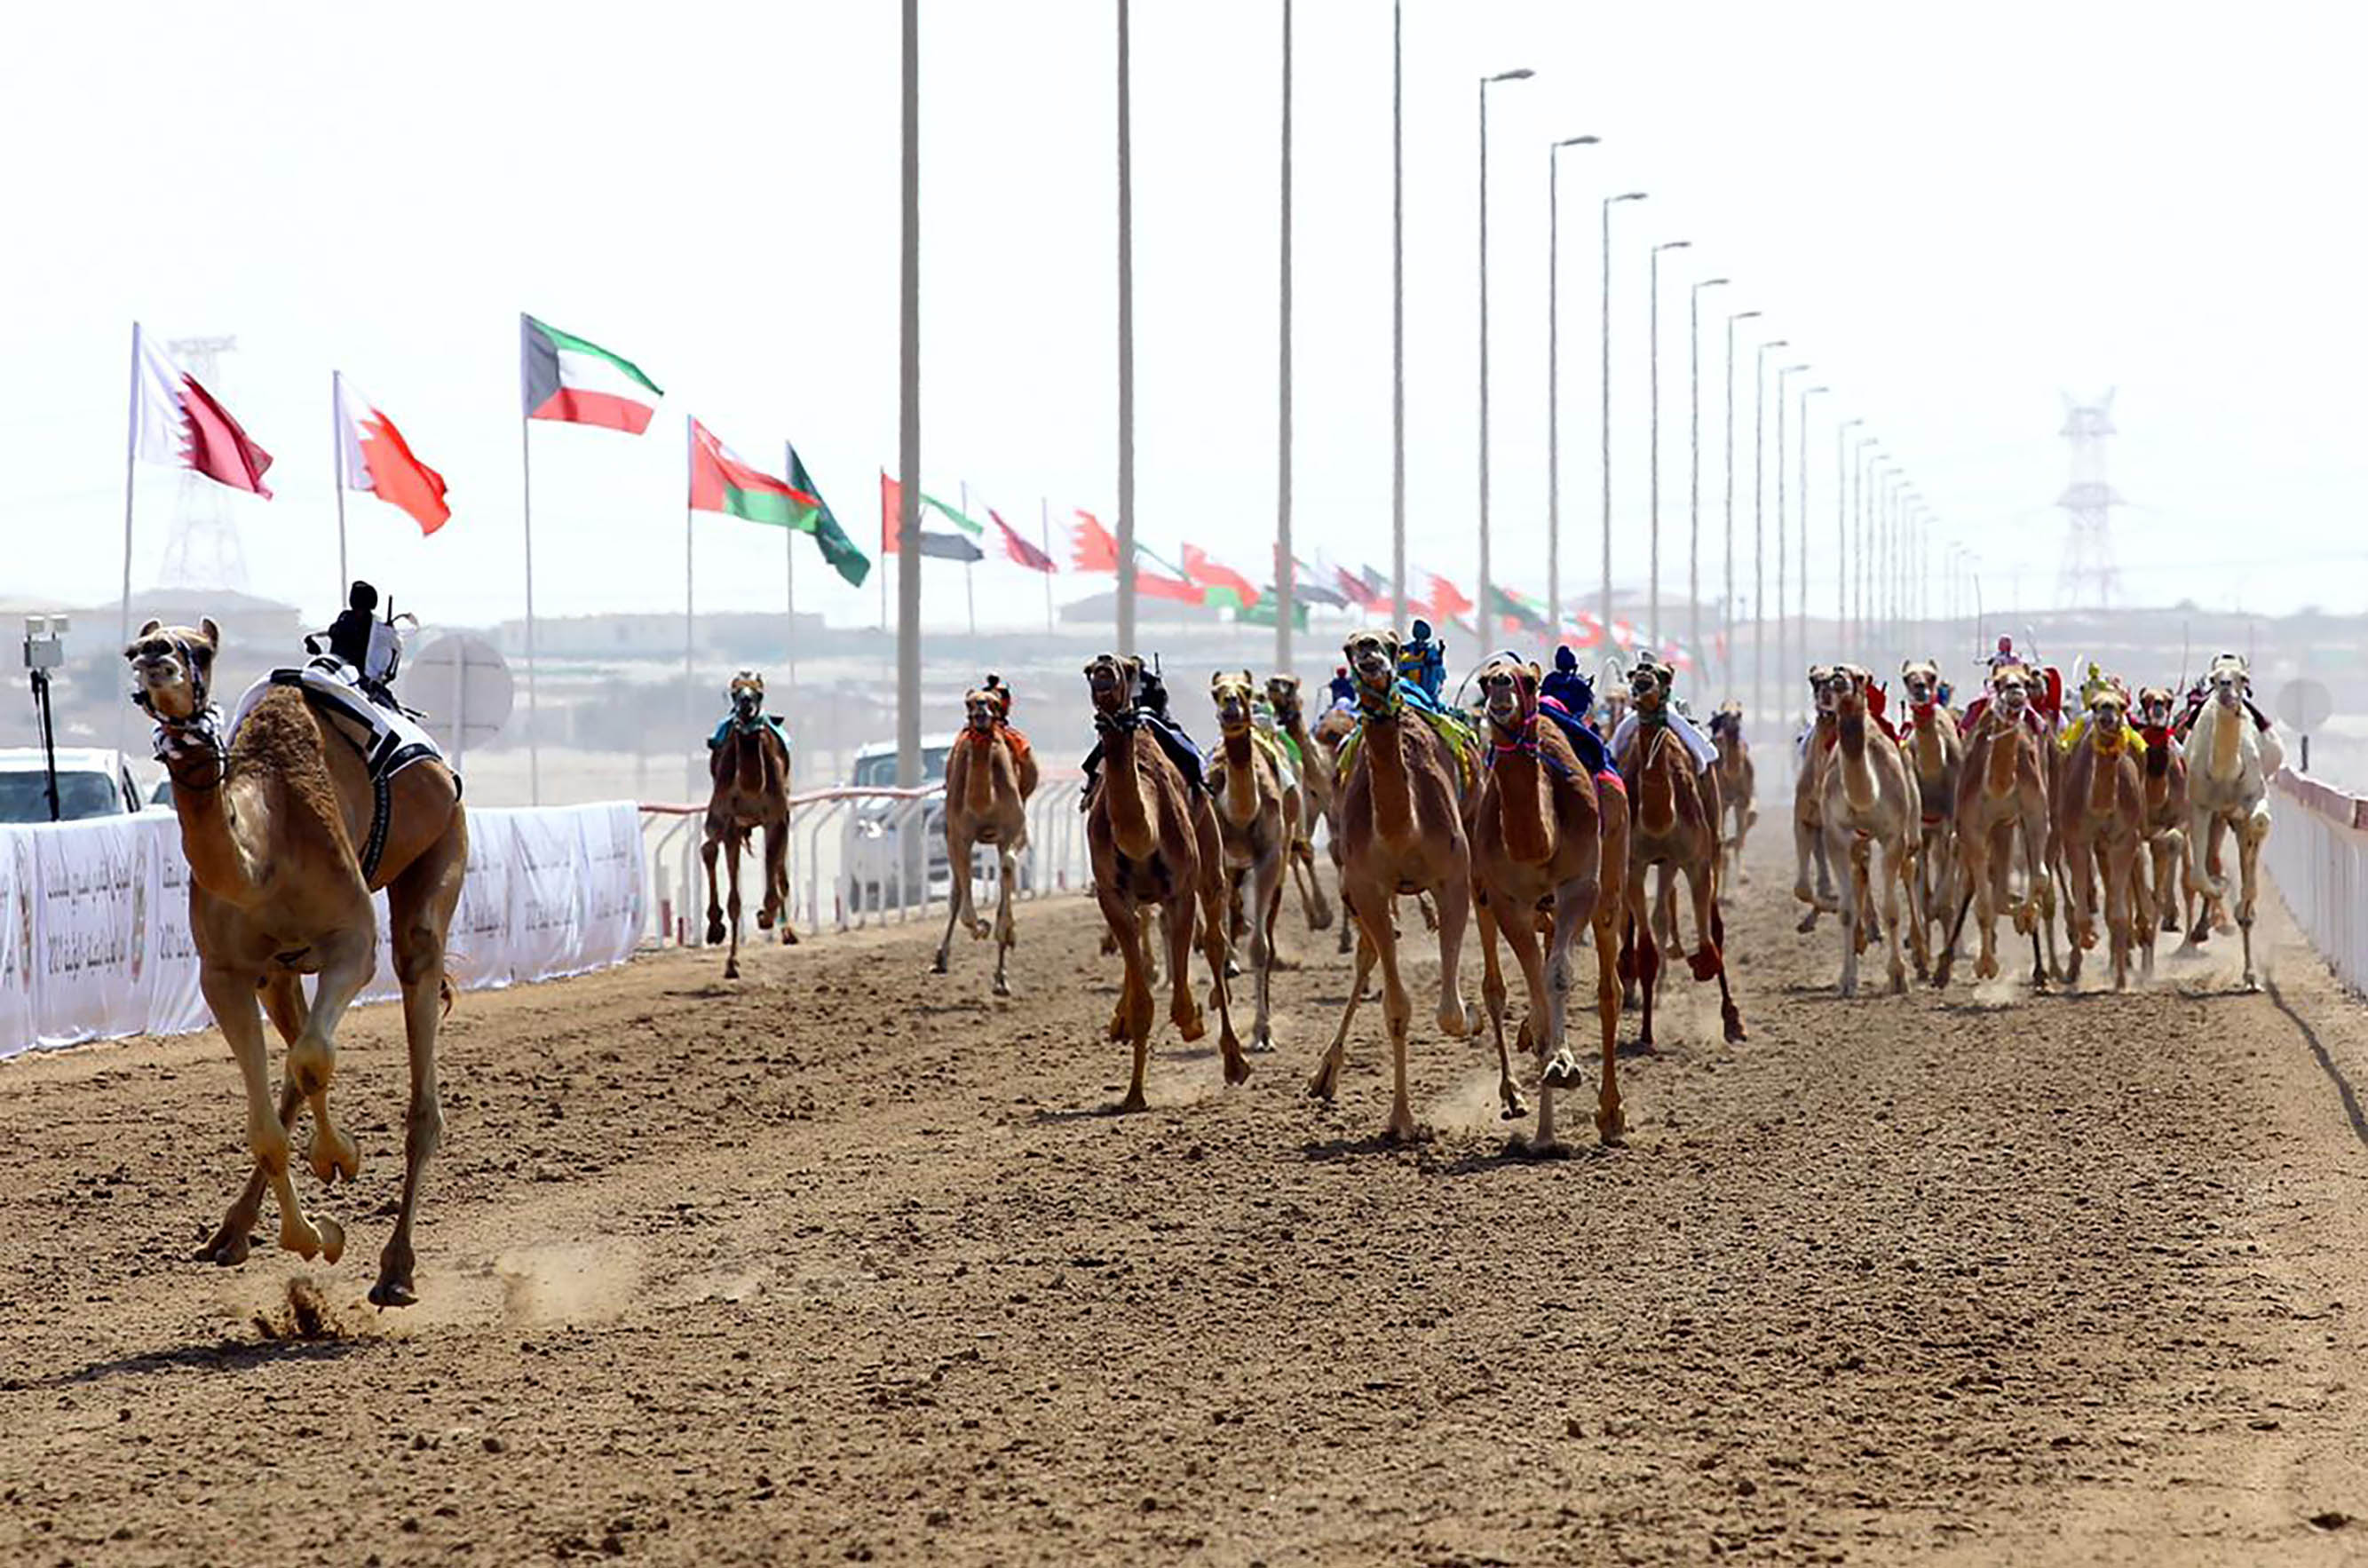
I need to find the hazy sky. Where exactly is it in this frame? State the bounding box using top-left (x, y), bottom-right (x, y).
top-left (4, 0), bottom-right (2363, 638)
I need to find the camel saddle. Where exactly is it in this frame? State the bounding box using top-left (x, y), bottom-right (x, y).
top-left (234, 658), bottom-right (449, 881)
top-left (954, 720), bottom-right (1032, 774)
top-left (709, 713), bottom-right (793, 753)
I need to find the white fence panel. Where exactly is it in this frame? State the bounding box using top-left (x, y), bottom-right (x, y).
top-left (2264, 770), bottom-right (2368, 994)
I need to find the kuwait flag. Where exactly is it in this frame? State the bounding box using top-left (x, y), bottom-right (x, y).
top-left (131, 324), bottom-right (273, 496)
top-left (520, 313), bottom-right (662, 433)
top-left (690, 422), bottom-right (872, 587)
top-left (335, 373), bottom-right (449, 535)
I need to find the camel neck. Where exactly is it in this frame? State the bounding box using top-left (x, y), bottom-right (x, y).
top-left (1102, 727), bottom-right (1158, 859)
top-left (1837, 711), bottom-right (1878, 812)
top-left (2210, 703), bottom-right (2242, 781)
top-left (1364, 714), bottom-right (1417, 843)
top-left (1220, 727), bottom-right (1258, 822)
top-left (1493, 737), bottom-right (1552, 863)
top-left (1637, 731), bottom-right (1678, 835)
top-left (962, 729), bottom-right (996, 815)
top-left (170, 765), bottom-right (273, 909)
top-left (2087, 739), bottom-right (2120, 817)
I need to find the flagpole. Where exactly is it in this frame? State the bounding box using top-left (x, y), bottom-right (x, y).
top-left (783, 440), bottom-right (799, 685)
top-left (685, 414), bottom-right (697, 805)
top-left (1040, 497), bottom-right (1056, 634)
top-left (898, 0), bottom-right (924, 788)
top-left (332, 370), bottom-right (350, 596)
top-left (962, 480), bottom-right (978, 637)
top-left (1274, 0), bottom-right (1295, 675)
top-left (1114, 0), bottom-right (1137, 659)
top-left (518, 313), bottom-right (543, 806)
top-left (117, 322), bottom-right (141, 763)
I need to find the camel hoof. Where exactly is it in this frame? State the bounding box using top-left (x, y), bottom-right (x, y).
top-left (968, 920), bottom-right (991, 941)
top-left (1383, 1111), bottom-right (1421, 1144)
top-left (1437, 999), bottom-right (1470, 1039)
top-left (1596, 1105), bottom-right (1628, 1144)
top-left (314, 1216), bottom-right (346, 1266)
top-left (1795, 912), bottom-right (1818, 934)
top-left (1974, 955), bottom-right (1999, 981)
top-left (308, 1129), bottom-right (360, 1186)
top-left (704, 919), bottom-right (726, 946)
top-left (1723, 1009), bottom-right (1747, 1044)
top-left (930, 954), bottom-right (949, 975)
top-left (993, 977), bottom-right (1012, 1000)
top-left (2243, 973), bottom-right (2261, 994)
top-left (780, 926), bottom-right (800, 946)
top-left (1306, 1057), bottom-right (1342, 1103)
top-left (1176, 1009), bottom-right (1208, 1043)
top-left (368, 1276), bottom-right (418, 1310)
top-left (1499, 1092), bottom-right (1529, 1121)
top-left (756, 908), bottom-right (775, 931)
top-left (1541, 1051), bottom-right (1584, 1090)
top-left (199, 1225), bottom-right (253, 1267)
top-left (723, 958), bottom-right (741, 981)
top-left (1224, 1049), bottom-right (1253, 1088)
top-left (1224, 958), bottom-right (1243, 979)
top-left (1117, 1089), bottom-right (1149, 1114)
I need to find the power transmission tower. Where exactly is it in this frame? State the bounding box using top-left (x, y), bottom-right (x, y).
top-left (157, 334), bottom-right (252, 593)
top-left (2055, 389), bottom-right (2121, 608)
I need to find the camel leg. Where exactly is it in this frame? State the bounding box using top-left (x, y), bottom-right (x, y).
top-left (2237, 805), bottom-right (2268, 991)
top-left (1298, 836), bottom-right (1334, 931)
top-left (2129, 835), bottom-right (2157, 982)
top-left (1374, 907), bottom-right (1419, 1144)
top-left (1501, 899), bottom-right (1556, 1145)
top-left (372, 844), bottom-right (461, 1309)
top-left (201, 962), bottom-right (337, 1265)
top-left (1243, 850), bottom-right (1282, 1051)
top-left (1264, 845), bottom-right (1298, 974)
top-left (1430, 870), bottom-right (1472, 1040)
top-left (1793, 813), bottom-right (1819, 921)
top-left (2062, 837), bottom-right (2097, 986)
top-left (991, 844), bottom-right (1018, 998)
top-left (1589, 899), bottom-right (1626, 1142)
top-left (1960, 827), bottom-right (1999, 983)
top-left (1474, 896), bottom-right (1526, 1123)
top-left (1308, 910), bottom-right (1379, 1103)
top-left (719, 828), bottom-right (747, 980)
top-left (1881, 836), bottom-right (1910, 995)
top-left (1628, 872), bottom-right (1662, 1051)
top-left (1096, 888), bottom-right (1154, 1112)
top-left (1541, 879), bottom-right (1594, 1092)
top-left (768, 819), bottom-right (799, 944)
top-left (202, 973), bottom-right (309, 1267)
top-left (1335, 875), bottom-right (1356, 955)
top-left (931, 826), bottom-right (971, 976)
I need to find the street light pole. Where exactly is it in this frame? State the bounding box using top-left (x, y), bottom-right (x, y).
top-left (1834, 415), bottom-right (1860, 656)
top-left (1275, 0), bottom-right (1294, 670)
top-left (1601, 190), bottom-right (1647, 641)
top-left (1688, 274), bottom-right (1729, 674)
top-left (1647, 238), bottom-right (1691, 653)
top-left (1390, 0), bottom-right (1406, 626)
top-left (1798, 384), bottom-right (1827, 680)
top-left (1477, 66), bottom-right (1534, 642)
top-left (1753, 337), bottom-right (1785, 731)
top-left (1773, 361), bottom-right (1807, 713)
top-left (1115, 0), bottom-right (1137, 658)
top-left (1723, 308), bottom-right (1760, 699)
top-left (897, 0), bottom-right (923, 788)
top-left (1546, 133), bottom-right (1600, 638)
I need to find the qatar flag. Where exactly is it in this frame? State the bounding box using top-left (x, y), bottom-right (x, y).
top-left (336, 373), bottom-right (450, 535)
top-left (131, 323), bottom-right (273, 496)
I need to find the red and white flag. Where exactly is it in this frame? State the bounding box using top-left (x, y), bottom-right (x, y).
top-left (987, 509), bottom-right (1057, 573)
top-left (131, 323), bottom-right (273, 497)
top-left (335, 373), bottom-right (450, 535)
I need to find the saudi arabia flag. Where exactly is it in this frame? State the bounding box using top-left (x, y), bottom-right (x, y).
top-left (690, 421), bottom-right (872, 587)
top-left (521, 313), bottom-right (663, 433)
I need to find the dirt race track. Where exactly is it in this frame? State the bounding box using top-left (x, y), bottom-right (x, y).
top-left (5, 839), bottom-right (2368, 1566)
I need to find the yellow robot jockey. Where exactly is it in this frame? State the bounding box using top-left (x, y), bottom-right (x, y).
top-left (2057, 661), bottom-right (2150, 755)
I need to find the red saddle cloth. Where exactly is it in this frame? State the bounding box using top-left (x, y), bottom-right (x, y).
top-left (958, 722), bottom-right (1032, 773)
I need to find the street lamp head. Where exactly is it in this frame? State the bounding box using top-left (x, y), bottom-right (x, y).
top-left (1782, 362), bottom-right (1810, 374)
top-left (1697, 276), bottom-right (1730, 289)
top-left (1806, 385), bottom-right (1830, 395)
top-left (1556, 134), bottom-right (1600, 147)
top-left (1731, 308), bottom-right (1763, 321)
top-left (1488, 67), bottom-right (1535, 83)
top-left (1613, 191), bottom-right (1648, 203)
top-left (1656, 239), bottom-right (1692, 253)
top-left (1842, 416), bottom-right (1863, 428)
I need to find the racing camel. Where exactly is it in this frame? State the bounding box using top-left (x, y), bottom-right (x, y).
top-left (1615, 662), bottom-right (1747, 1048)
top-left (2182, 654), bottom-right (2283, 990)
top-left (1818, 665), bottom-right (1925, 997)
top-left (1792, 665), bottom-right (1841, 931)
top-left (2057, 685), bottom-right (2153, 988)
top-left (1264, 673), bottom-right (1335, 937)
top-left (1208, 670), bottom-right (1295, 1049)
top-left (1707, 701), bottom-right (1755, 879)
top-left (1467, 657), bottom-right (1630, 1148)
top-left (1900, 659), bottom-right (1963, 971)
top-left (1935, 663), bottom-right (2056, 989)
top-left (128, 618), bottom-right (463, 1308)
top-left (933, 676), bottom-right (1038, 997)
top-left (2135, 685), bottom-right (2199, 938)
top-left (703, 670), bottom-right (797, 981)
top-left (1082, 654), bottom-right (1247, 1109)
top-left (1307, 630), bottom-right (1476, 1142)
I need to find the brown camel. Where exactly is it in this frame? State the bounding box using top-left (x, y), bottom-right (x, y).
top-left (1818, 665), bottom-right (1925, 997)
top-left (1792, 665), bottom-right (1841, 931)
top-left (934, 676), bottom-right (1038, 996)
top-left (1707, 701), bottom-right (1754, 879)
top-left (2056, 685), bottom-right (2153, 988)
top-left (1935, 665), bottom-right (2055, 990)
top-left (1899, 659), bottom-right (1963, 975)
top-left (1208, 671), bottom-right (1295, 1049)
top-left (702, 671), bottom-right (797, 981)
top-left (1615, 664), bottom-right (1746, 1048)
top-left (1306, 630), bottom-right (1474, 1142)
top-left (127, 619), bottom-right (463, 1308)
top-left (1082, 654), bottom-right (1247, 1110)
top-left (1467, 658), bottom-right (1629, 1147)
top-left (1264, 674), bottom-right (1335, 935)
top-left (2134, 685), bottom-right (2200, 938)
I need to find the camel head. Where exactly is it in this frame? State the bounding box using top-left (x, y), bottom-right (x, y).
top-left (1476, 657), bottom-right (1540, 735)
top-left (728, 671), bottom-right (765, 726)
top-left (2206, 654), bottom-right (2250, 711)
top-left (2137, 685), bottom-right (2177, 730)
top-left (1083, 653), bottom-right (1141, 720)
top-left (1264, 673), bottom-right (1305, 728)
top-left (1342, 631), bottom-right (1400, 703)
top-left (1900, 660), bottom-right (1944, 711)
top-left (2087, 687), bottom-right (2132, 756)
top-left (1825, 664), bottom-right (1872, 720)
top-left (962, 684), bottom-right (1004, 734)
top-left (1707, 701), bottom-right (1744, 746)
top-left (1210, 669), bottom-right (1259, 736)
top-left (1628, 657), bottom-right (1673, 720)
top-left (1809, 664), bottom-right (1839, 717)
top-left (1990, 665), bottom-right (2032, 722)
top-left (125, 617), bottom-right (221, 723)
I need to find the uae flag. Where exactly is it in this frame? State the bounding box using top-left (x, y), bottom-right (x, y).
top-left (879, 474), bottom-right (984, 560)
top-left (520, 314), bottom-right (663, 433)
top-left (988, 509), bottom-right (1057, 573)
top-left (131, 324), bottom-right (273, 496)
top-left (335, 374), bottom-right (448, 534)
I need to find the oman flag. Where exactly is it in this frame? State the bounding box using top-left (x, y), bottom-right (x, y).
top-left (335, 373), bottom-right (449, 535)
top-left (520, 313), bottom-right (663, 433)
top-left (131, 323), bottom-right (273, 496)
top-left (690, 418), bottom-right (815, 528)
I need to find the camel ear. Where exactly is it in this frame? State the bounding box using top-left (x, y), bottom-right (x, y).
top-left (138, 619), bottom-right (162, 637)
top-left (198, 618), bottom-right (221, 649)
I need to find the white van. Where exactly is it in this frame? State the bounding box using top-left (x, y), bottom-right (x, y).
top-left (0, 748), bottom-right (145, 824)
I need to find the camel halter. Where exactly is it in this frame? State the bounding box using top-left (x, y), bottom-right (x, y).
top-left (1353, 661), bottom-right (1402, 721)
top-left (131, 636), bottom-right (227, 792)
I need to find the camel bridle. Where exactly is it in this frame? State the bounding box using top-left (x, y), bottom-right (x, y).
top-left (131, 634), bottom-right (228, 793)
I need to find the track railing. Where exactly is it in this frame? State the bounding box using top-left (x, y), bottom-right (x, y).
top-left (638, 775), bottom-right (1090, 953)
top-left (2265, 769), bottom-right (2368, 994)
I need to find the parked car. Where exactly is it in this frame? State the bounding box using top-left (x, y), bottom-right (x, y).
top-left (0, 747), bottom-right (145, 824)
top-left (841, 735), bottom-right (1034, 911)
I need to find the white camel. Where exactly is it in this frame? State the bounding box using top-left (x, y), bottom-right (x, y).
top-left (2181, 654), bottom-right (2282, 991)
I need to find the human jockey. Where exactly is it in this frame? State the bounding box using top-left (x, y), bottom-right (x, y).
top-left (2171, 652), bottom-right (2275, 739)
top-left (1611, 651), bottom-right (1720, 772)
top-left (1537, 645), bottom-right (1614, 776)
top-left (1397, 619), bottom-right (1451, 712)
top-left (2056, 662), bottom-right (2149, 755)
top-left (1327, 664), bottom-right (1358, 710)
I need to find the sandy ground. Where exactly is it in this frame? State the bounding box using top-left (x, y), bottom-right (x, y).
top-left (4, 837), bottom-right (2367, 1565)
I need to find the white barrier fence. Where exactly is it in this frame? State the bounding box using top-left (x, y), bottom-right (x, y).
top-left (0, 802), bottom-right (646, 1062)
top-left (640, 778), bottom-right (1092, 946)
top-left (2264, 769), bottom-right (2368, 994)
